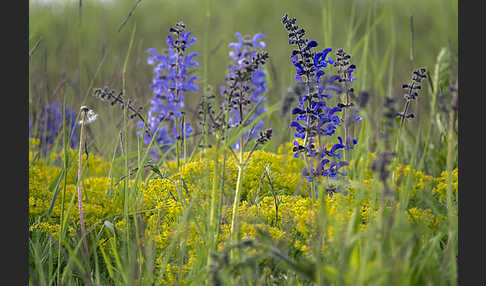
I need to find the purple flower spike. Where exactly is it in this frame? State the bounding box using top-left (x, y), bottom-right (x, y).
top-left (222, 32), bottom-right (269, 149)
top-left (37, 101), bottom-right (79, 154)
top-left (283, 13), bottom-right (355, 198)
top-left (138, 21), bottom-right (198, 160)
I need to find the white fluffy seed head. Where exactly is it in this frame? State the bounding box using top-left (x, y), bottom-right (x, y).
top-left (85, 109), bottom-right (99, 124)
top-left (78, 107), bottom-right (98, 125)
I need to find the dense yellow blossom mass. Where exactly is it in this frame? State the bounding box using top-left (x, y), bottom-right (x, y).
top-left (28, 138), bottom-right (457, 279)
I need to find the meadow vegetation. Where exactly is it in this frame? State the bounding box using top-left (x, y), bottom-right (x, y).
top-left (29, 0), bottom-right (458, 285)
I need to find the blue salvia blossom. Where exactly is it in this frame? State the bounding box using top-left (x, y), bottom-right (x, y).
top-left (38, 101), bottom-right (79, 153)
top-left (223, 35), bottom-right (271, 243)
top-left (137, 21), bottom-right (198, 159)
top-left (282, 13), bottom-right (354, 196)
top-left (221, 33), bottom-right (268, 150)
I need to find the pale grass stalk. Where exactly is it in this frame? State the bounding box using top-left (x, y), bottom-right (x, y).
top-left (230, 136), bottom-right (245, 244)
top-left (77, 107), bottom-right (89, 258)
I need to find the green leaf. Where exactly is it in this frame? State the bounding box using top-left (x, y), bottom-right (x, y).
top-left (46, 166), bottom-right (70, 218)
top-left (432, 47), bottom-right (452, 94)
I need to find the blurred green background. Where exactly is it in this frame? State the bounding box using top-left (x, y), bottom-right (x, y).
top-left (29, 0), bottom-right (458, 158)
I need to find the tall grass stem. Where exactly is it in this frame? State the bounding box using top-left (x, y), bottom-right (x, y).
top-left (77, 107), bottom-right (89, 258)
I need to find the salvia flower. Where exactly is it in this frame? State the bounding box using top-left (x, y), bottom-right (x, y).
top-left (224, 36), bottom-right (270, 242)
top-left (221, 33), bottom-right (269, 149)
top-left (398, 67), bottom-right (427, 126)
top-left (282, 13), bottom-right (354, 194)
top-left (139, 21), bottom-right (198, 159)
top-left (38, 101), bottom-right (79, 153)
top-left (333, 48), bottom-right (361, 151)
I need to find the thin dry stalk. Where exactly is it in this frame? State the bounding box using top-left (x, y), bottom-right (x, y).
top-left (77, 106), bottom-right (89, 259)
top-left (29, 38), bottom-right (42, 58)
top-left (118, 0), bottom-right (143, 32)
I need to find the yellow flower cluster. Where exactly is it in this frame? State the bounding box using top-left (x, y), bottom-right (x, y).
top-left (394, 164), bottom-right (458, 203)
top-left (29, 143), bottom-right (122, 239)
top-left (29, 221), bottom-right (61, 237)
top-left (163, 146), bottom-right (305, 201)
top-left (406, 207), bottom-right (442, 231)
top-left (432, 169), bottom-right (459, 203)
top-left (29, 139), bottom-right (455, 281)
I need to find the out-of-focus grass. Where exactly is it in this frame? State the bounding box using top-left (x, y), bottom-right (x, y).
top-left (29, 0), bottom-right (457, 163)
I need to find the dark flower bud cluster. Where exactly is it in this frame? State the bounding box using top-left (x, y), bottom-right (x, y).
top-left (333, 48), bottom-right (360, 151)
top-left (93, 87), bottom-right (144, 120)
top-left (256, 128), bottom-right (272, 145)
top-left (397, 113), bottom-right (415, 119)
top-left (356, 91), bottom-right (371, 109)
top-left (36, 101), bottom-right (79, 154)
top-left (196, 86), bottom-right (220, 133)
top-left (282, 13), bottom-right (354, 192)
top-left (220, 33), bottom-right (269, 150)
top-left (281, 14), bottom-right (318, 81)
top-left (377, 95), bottom-right (399, 148)
top-left (169, 21), bottom-right (191, 56)
top-left (137, 21), bottom-right (198, 159)
top-left (402, 67), bottom-right (427, 100)
top-left (92, 86), bottom-right (154, 141)
top-left (371, 151), bottom-right (396, 197)
top-left (225, 51), bottom-right (268, 111)
top-left (334, 48), bottom-right (356, 88)
top-left (398, 67), bottom-right (427, 124)
top-left (322, 184), bottom-right (348, 198)
top-left (383, 96), bottom-right (399, 120)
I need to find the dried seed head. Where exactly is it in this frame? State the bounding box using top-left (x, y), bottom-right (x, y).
top-left (78, 108), bottom-right (98, 125)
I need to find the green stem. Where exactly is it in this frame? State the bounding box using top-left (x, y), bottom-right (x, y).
top-left (209, 82), bottom-right (235, 259)
top-left (208, 139), bottom-right (220, 237)
top-left (57, 95), bottom-right (68, 284)
top-left (183, 126), bottom-right (187, 164)
top-left (230, 136), bottom-right (245, 241)
top-left (77, 109), bottom-right (89, 259)
top-left (123, 101), bottom-right (130, 259)
top-left (175, 116), bottom-right (181, 169)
